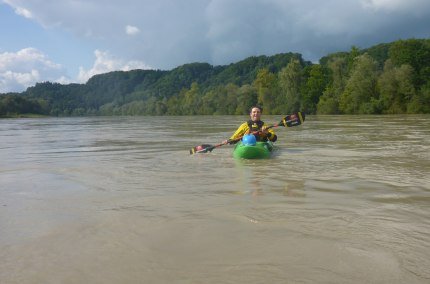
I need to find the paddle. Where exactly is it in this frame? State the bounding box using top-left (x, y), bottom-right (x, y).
top-left (189, 111), bottom-right (305, 154)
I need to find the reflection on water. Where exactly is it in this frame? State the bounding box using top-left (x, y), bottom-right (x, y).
top-left (0, 115), bottom-right (429, 283)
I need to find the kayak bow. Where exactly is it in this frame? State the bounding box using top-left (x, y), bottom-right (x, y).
top-left (233, 141), bottom-right (274, 159)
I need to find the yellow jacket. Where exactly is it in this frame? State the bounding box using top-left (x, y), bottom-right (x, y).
top-left (230, 120), bottom-right (277, 142)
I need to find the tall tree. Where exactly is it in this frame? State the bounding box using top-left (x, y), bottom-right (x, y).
top-left (316, 87), bottom-right (340, 114)
top-left (408, 82), bottom-right (430, 113)
top-left (388, 39), bottom-right (430, 86)
top-left (166, 95), bottom-right (181, 115)
top-left (278, 59), bottom-right (303, 113)
top-left (254, 68), bottom-right (277, 114)
top-left (224, 83), bottom-right (239, 115)
top-left (208, 85), bottom-right (230, 115)
top-left (339, 54), bottom-right (379, 114)
top-left (378, 60), bottom-right (416, 113)
top-left (316, 57), bottom-right (347, 114)
top-left (181, 82), bottom-right (200, 115)
top-left (235, 84), bottom-right (258, 115)
top-left (302, 64), bottom-right (328, 114)
top-left (347, 46), bottom-right (361, 73)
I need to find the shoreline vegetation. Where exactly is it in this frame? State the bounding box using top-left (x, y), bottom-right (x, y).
top-left (0, 114), bottom-right (48, 119)
top-left (1, 38), bottom-right (429, 117)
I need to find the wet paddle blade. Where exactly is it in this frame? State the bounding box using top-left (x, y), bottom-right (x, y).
top-left (190, 144), bottom-right (214, 154)
top-left (281, 112), bottom-right (305, 127)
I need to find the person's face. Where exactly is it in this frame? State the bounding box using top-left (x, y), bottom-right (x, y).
top-left (250, 107), bottom-right (262, 122)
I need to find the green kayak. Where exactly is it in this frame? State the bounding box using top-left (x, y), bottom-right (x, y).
top-left (233, 141), bottom-right (274, 159)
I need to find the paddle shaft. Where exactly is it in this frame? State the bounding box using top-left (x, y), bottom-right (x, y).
top-left (190, 112), bottom-right (304, 154)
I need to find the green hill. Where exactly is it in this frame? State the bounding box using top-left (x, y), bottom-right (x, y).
top-left (1, 38), bottom-right (429, 117)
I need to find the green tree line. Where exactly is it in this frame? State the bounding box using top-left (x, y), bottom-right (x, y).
top-left (1, 38), bottom-right (429, 117)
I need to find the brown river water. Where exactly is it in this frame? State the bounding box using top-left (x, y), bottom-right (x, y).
top-left (1, 115), bottom-right (429, 283)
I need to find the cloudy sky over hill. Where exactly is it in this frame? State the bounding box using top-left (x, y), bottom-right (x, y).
top-left (1, 0), bottom-right (430, 92)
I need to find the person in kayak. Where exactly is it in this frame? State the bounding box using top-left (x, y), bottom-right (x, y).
top-left (223, 105), bottom-right (277, 144)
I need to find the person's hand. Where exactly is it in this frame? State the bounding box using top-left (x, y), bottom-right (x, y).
top-left (261, 126), bottom-right (269, 135)
top-left (223, 139), bottom-right (237, 144)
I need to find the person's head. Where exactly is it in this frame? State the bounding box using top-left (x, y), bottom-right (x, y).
top-left (249, 105), bottom-right (263, 122)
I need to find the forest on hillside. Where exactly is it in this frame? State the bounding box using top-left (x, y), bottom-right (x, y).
top-left (1, 38), bottom-right (429, 117)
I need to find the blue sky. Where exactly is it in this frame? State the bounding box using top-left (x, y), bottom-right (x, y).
top-left (1, 0), bottom-right (430, 93)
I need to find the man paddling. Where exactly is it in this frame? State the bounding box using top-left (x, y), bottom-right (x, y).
top-left (190, 109), bottom-right (303, 154)
top-left (224, 105), bottom-right (277, 144)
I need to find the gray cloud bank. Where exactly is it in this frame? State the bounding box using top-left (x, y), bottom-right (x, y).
top-left (2, 0), bottom-right (430, 92)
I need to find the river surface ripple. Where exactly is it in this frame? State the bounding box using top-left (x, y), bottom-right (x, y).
top-left (1, 115), bottom-right (429, 283)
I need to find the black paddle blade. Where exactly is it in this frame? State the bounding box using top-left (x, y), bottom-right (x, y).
top-left (281, 112), bottom-right (305, 127)
top-left (190, 144), bottom-right (214, 154)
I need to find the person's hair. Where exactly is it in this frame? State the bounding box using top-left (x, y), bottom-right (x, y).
top-left (249, 105), bottom-right (263, 113)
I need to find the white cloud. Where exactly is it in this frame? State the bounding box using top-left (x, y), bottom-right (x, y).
top-left (77, 49), bottom-right (150, 83)
top-left (14, 6), bottom-right (33, 18)
top-left (0, 48), bottom-right (68, 93)
top-left (2, 0), bottom-right (430, 91)
top-left (0, 69), bottom-right (39, 93)
top-left (361, 0), bottom-right (428, 12)
top-left (0, 47), bottom-right (151, 92)
top-left (3, 0), bottom-right (32, 18)
top-left (125, 25), bottom-right (140, 36)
